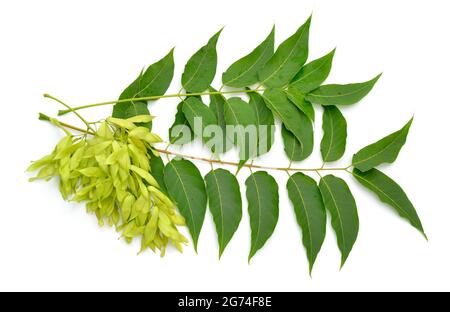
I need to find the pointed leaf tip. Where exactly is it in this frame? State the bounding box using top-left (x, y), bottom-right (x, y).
top-left (258, 16), bottom-right (311, 87)
top-left (163, 159), bottom-right (207, 251)
top-left (352, 168), bottom-right (426, 238)
top-left (352, 117), bottom-right (413, 171)
top-left (306, 73), bottom-right (382, 106)
top-left (287, 173), bottom-right (326, 274)
top-left (222, 25), bottom-right (275, 87)
top-left (182, 30), bottom-right (221, 92)
top-left (246, 171), bottom-right (279, 260)
top-left (319, 175), bottom-right (359, 269)
top-left (205, 169), bottom-right (242, 258)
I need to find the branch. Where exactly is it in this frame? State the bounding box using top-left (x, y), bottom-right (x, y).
top-left (39, 115), bottom-right (351, 173)
top-left (153, 148), bottom-right (348, 172)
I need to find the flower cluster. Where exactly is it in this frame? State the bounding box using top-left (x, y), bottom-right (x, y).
top-left (28, 115), bottom-right (187, 255)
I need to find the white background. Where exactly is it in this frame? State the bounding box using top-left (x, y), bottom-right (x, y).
top-left (1, 0), bottom-right (449, 292)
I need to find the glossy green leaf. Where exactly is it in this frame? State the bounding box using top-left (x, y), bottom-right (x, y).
top-left (222, 26), bottom-right (274, 87)
top-left (285, 87), bottom-right (315, 121)
top-left (305, 74), bottom-right (381, 106)
top-left (245, 171), bottom-right (279, 261)
top-left (205, 169), bottom-right (242, 257)
top-left (113, 69), bottom-right (151, 128)
top-left (287, 173), bottom-right (326, 274)
top-left (182, 97), bottom-right (217, 146)
top-left (169, 102), bottom-right (194, 145)
top-left (352, 168), bottom-right (426, 239)
top-left (263, 89), bottom-right (313, 160)
top-left (319, 175), bottom-right (359, 268)
top-left (181, 29), bottom-right (222, 92)
top-left (281, 125), bottom-right (303, 161)
top-left (113, 49), bottom-right (175, 127)
top-left (224, 97), bottom-right (258, 161)
top-left (112, 101), bottom-right (152, 129)
top-left (321, 106), bottom-right (347, 162)
top-left (149, 156), bottom-right (167, 194)
top-left (352, 118), bottom-right (413, 172)
top-left (258, 17), bottom-right (311, 87)
top-left (118, 49), bottom-right (174, 99)
top-left (209, 87), bottom-right (233, 153)
top-left (290, 49), bottom-right (335, 93)
top-left (209, 87), bottom-right (226, 129)
top-left (248, 91), bottom-right (275, 156)
top-left (163, 159), bottom-right (207, 251)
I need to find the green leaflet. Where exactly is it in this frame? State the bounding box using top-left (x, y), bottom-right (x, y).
top-left (205, 169), bottom-right (242, 257)
top-left (118, 49), bottom-right (174, 99)
top-left (209, 87), bottom-right (226, 129)
top-left (319, 175), bottom-right (359, 268)
top-left (163, 159), bottom-right (207, 251)
top-left (245, 171), bottom-right (279, 261)
top-left (305, 74), bottom-right (382, 106)
top-left (285, 87), bottom-right (315, 122)
top-left (287, 173), bottom-right (326, 275)
top-left (222, 26), bottom-right (275, 87)
top-left (181, 29), bottom-right (222, 93)
top-left (169, 102), bottom-right (194, 145)
top-left (290, 49), bottom-right (335, 93)
top-left (209, 87), bottom-right (233, 153)
top-left (112, 101), bottom-right (152, 129)
top-left (224, 97), bottom-right (258, 161)
top-left (352, 168), bottom-right (426, 239)
top-left (182, 97), bottom-right (218, 147)
top-left (281, 125), bottom-right (303, 161)
top-left (248, 91), bottom-right (275, 156)
top-left (263, 89), bottom-right (313, 160)
top-left (113, 69), bottom-right (151, 129)
top-left (149, 156), bottom-right (167, 194)
top-left (321, 106), bottom-right (347, 162)
top-left (113, 49), bottom-right (175, 127)
top-left (258, 17), bottom-right (311, 87)
top-left (352, 118), bottom-right (413, 172)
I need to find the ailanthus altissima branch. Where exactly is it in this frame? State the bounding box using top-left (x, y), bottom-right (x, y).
top-left (29, 16), bottom-right (425, 275)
